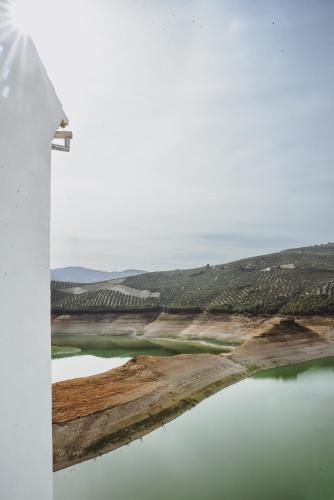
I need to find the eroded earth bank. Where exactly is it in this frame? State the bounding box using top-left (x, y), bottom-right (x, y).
top-left (52, 313), bottom-right (334, 470)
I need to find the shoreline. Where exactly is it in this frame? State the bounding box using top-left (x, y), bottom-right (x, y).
top-left (53, 355), bottom-right (246, 471)
top-left (52, 312), bottom-right (334, 341)
top-left (52, 316), bottom-right (334, 471)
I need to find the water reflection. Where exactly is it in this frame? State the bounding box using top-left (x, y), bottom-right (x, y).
top-left (255, 356), bottom-right (334, 381)
top-left (52, 333), bottom-right (229, 359)
top-left (55, 357), bottom-right (334, 500)
top-left (52, 355), bottom-right (130, 383)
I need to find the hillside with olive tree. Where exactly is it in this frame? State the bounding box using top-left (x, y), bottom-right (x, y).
top-left (51, 243), bottom-right (334, 315)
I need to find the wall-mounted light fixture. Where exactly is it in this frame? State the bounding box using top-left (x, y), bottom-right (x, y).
top-left (52, 130), bottom-right (73, 152)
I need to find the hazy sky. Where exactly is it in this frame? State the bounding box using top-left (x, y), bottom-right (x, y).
top-left (13, 0), bottom-right (334, 271)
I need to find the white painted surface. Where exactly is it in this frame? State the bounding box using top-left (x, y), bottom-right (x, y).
top-left (0, 3), bottom-right (66, 499)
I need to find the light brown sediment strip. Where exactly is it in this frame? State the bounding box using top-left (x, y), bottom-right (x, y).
top-left (228, 319), bottom-right (334, 369)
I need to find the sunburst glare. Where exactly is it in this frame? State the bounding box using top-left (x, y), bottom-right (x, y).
top-left (0, 0), bottom-right (51, 94)
top-left (3, 0), bottom-right (57, 59)
top-left (9, 0), bottom-right (35, 36)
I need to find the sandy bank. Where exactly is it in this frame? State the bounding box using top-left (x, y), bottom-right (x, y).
top-left (51, 311), bottom-right (275, 345)
top-left (52, 312), bottom-right (334, 344)
top-left (229, 319), bottom-right (334, 369)
top-left (53, 354), bottom-right (245, 470)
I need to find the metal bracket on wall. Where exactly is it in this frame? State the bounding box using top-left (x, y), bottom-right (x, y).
top-left (52, 130), bottom-right (73, 152)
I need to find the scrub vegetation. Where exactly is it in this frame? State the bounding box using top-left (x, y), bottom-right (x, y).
top-left (51, 345), bottom-right (82, 357)
top-left (51, 243), bottom-right (334, 315)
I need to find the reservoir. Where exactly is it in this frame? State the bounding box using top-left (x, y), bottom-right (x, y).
top-left (51, 333), bottom-right (231, 381)
top-left (52, 355), bottom-right (130, 383)
top-left (54, 356), bottom-right (334, 500)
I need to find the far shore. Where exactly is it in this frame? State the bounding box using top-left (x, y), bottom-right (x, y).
top-left (51, 311), bottom-right (334, 343)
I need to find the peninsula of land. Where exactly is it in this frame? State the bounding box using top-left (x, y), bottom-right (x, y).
top-left (53, 315), bottom-right (334, 470)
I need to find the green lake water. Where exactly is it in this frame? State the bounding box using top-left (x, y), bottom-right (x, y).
top-left (52, 333), bottom-right (230, 358)
top-left (54, 356), bottom-right (334, 500)
top-left (51, 333), bottom-right (231, 382)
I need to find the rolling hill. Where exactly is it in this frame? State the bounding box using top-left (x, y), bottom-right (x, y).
top-left (51, 243), bottom-right (334, 315)
top-left (51, 267), bottom-right (146, 283)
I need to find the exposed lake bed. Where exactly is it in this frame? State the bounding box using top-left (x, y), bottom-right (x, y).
top-left (52, 313), bottom-right (334, 476)
top-left (54, 356), bottom-right (334, 500)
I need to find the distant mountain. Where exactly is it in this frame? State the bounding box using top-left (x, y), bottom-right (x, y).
top-left (51, 266), bottom-right (146, 283)
top-left (51, 244), bottom-right (334, 315)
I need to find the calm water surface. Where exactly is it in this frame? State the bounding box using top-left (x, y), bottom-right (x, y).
top-left (51, 333), bottom-right (229, 382)
top-left (52, 355), bottom-right (130, 383)
top-left (54, 357), bottom-right (334, 500)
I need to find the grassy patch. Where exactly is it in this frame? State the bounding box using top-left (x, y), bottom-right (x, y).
top-left (51, 345), bottom-right (82, 358)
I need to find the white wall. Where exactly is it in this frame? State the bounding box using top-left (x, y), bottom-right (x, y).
top-left (0, 6), bottom-right (66, 499)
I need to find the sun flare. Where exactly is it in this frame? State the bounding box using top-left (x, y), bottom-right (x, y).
top-left (9, 0), bottom-right (41, 37)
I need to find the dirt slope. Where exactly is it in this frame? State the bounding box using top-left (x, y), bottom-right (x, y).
top-left (229, 318), bottom-right (334, 369)
top-left (53, 354), bottom-right (246, 470)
